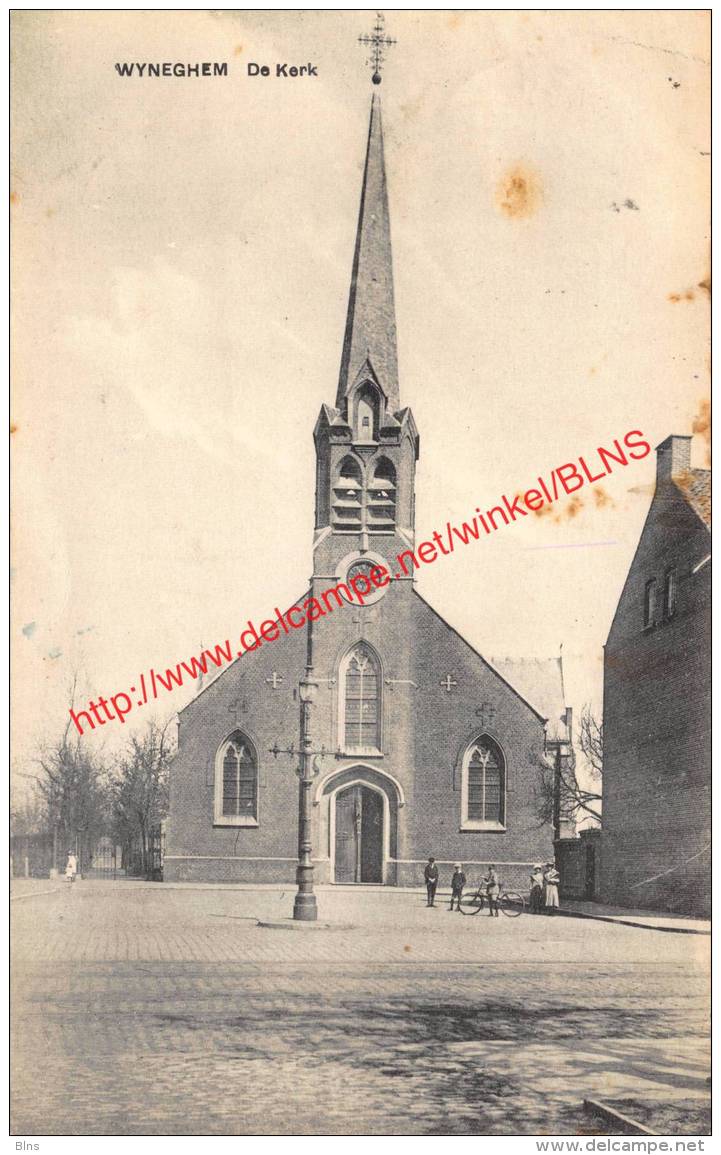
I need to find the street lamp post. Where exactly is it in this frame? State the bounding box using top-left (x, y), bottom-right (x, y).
top-left (294, 668), bottom-right (319, 921)
top-left (270, 665), bottom-right (340, 922)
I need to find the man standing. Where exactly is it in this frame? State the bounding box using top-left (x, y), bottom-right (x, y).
top-left (424, 856), bottom-right (439, 907)
top-left (484, 864), bottom-right (500, 917)
top-left (449, 863), bottom-right (466, 911)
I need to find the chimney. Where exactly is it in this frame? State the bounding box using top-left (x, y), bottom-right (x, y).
top-left (656, 435), bottom-right (691, 483)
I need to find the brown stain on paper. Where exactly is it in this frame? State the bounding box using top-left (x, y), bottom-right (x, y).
top-left (692, 397), bottom-right (711, 466)
top-left (668, 278), bottom-right (710, 304)
top-left (496, 166), bottom-right (542, 220)
top-left (668, 290), bottom-right (696, 303)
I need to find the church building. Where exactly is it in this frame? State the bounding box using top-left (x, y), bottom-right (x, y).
top-left (165, 90), bottom-right (570, 890)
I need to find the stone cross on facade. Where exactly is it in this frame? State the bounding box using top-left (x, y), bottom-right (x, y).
top-left (475, 702), bottom-right (496, 729)
top-left (266, 672), bottom-right (284, 689)
top-left (227, 697), bottom-right (247, 722)
top-left (440, 674), bottom-right (457, 692)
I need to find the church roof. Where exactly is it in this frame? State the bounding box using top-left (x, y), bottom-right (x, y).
top-left (490, 656), bottom-right (570, 744)
top-left (337, 93), bottom-right (399, 411)
top-left (672, 468), bottom-right (711, 529)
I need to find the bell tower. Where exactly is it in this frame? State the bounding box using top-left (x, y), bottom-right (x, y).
top-left (313, 92), bottom-right (419, 588)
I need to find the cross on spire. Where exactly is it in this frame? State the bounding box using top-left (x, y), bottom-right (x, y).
top-left (358, 12), bottom-right (396, 86)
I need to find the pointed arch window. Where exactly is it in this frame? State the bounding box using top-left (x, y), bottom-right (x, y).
top-left (461, 736), bottom-right (506, 830)
top-left (368, 458), bottom-right (396, 529)
top-left (339, 643), bottom-right (382, 753)
top-left (214, 731), bottom-right (259, 826)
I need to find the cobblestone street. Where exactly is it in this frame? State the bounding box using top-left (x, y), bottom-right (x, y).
top-left (11, 882), bottom-right (710, 1135)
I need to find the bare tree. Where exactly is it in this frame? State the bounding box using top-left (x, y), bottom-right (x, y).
top-left (10, 785), bottom-right (45, 837)
top-left (35, 702), bottom-right (110, 873)
top-left (534, 704), bottom-right (603, 829)
top-left (111, 717), bottom-right (174, 877)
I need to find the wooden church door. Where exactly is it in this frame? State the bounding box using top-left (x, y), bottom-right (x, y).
top-left (334, 784), bottom-right (384, 883)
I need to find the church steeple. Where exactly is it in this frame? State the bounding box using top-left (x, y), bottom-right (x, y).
top-left (336, 93), bottom-right (399, 412)
top-left (313, 30), bottom-right (418, 569)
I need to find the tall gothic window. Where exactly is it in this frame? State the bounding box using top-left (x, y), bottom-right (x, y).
top-left (214, 732), bottom-right (258, 825)
top-left (340, 643), bottom-right (381, 752)
top-left (461, 736), bottom-right (505, 829)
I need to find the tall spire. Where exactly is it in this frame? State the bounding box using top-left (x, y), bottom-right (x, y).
top-left (336, 92), bottom-right (399, 412)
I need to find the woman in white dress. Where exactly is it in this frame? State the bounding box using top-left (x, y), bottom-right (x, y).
top-left (543, 863), bottom-right (560, 913)
top-left (65, 851), bottom-right (77, 883)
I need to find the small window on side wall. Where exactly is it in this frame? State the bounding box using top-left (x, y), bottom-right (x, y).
top-left (214, 731), bottom-right (258, 826)
top-left (663, 568), bottom-right (677, 619)
top-left (643, 578), bottom-right (656, 628)
top-left (461, 736), bottom-right (506, 830)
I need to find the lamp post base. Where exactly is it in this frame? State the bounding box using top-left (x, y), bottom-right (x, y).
top-left (293, 891), bottom-right (318, 921)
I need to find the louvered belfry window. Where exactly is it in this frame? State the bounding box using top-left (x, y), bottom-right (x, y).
top-left (221, 734), bottom-right (258, 819)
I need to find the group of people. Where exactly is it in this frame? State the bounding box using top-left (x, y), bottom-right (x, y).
top-left (423, 858), bottom-right (501, 915)
top-left (423, 857), bottom-right (560, 914)
top-left (529, 862), bottom-right (560, 913)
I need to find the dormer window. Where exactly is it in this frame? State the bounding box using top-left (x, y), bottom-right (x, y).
top-left (643, 578), bottom-right (657, 629)
top-left (353, 382), bottom-right (380, 442)
top-left (663, 568), bottom-right (677, 619)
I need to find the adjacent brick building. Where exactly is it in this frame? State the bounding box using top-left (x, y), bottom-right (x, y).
top-left (601, 434), bottom-right (711, 915)
top-left (165, 94), bottom-right (570, 889)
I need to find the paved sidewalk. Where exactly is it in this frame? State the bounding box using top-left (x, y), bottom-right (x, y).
top-left (10, 878), bottom-right (712, 935)
top-left (557, 901), bottom-right (710, 936)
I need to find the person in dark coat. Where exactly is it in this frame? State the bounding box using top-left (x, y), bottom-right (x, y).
top-left (449, 863), bottom-right (466, 911)
top-left (424, 857), bottom-right (439, 907)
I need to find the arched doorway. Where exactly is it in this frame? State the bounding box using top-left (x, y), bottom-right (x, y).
top-left (334, 783), bottom-right (384, 884)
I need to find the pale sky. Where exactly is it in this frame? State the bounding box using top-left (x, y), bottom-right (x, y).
top-left (11, 10), bottom-right (710, 779)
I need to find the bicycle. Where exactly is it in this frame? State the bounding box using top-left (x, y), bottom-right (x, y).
top-left (459, 886), bottom-right (525, 917)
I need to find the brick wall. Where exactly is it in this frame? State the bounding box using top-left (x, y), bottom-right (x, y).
top-left (166, 576), bottom-right (558, 885)
top-left (602, 480), bottom-right (711, 916)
